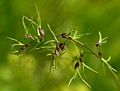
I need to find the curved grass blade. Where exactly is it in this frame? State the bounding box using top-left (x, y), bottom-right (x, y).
top-left (68, 72), bottom-right (77, 87)
top-left (44, 40), bottom-right (55, 45)
top-left (81, 63), bottom-right (86, 78)
top-left (98, 31), bottom-right (102, 43)
top-left (77, 69), bottom-right (91, 88)
top-left (101, 58), bottom-right (117, 72)
top-left (82, 63), bottom-right (98, 74)
top-left (40, 46), bottom-right (55, 49)
top-left (6, 37), bottom-right (23, 45)
top-left (101, 58), bottom-right (118, 80)
top-left (47, 24), bottom-right (59, 43)
top-left (23, 16), bottom-right (38, 27)
top-left (22, 16), bottom-right (29, 34)
top-left (49, 58), bottom-right (56, 79)
top-left (102, 62), bottom-right (106, 75)
top-left (35, 4), bottom-right (41, 28)
top-left (98, 32), bottom-right (108, 45)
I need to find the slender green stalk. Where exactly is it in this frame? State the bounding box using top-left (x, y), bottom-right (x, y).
top-left (101, 58), bottom-right (118, 79)
top-left (71, 38), bottom-right (99, 58)
top-left (48, 58), bottom-right (56, 79)
top-left (77, 69), bottom-right (91, 88)
top-left (68, 72), bottom-right (77, 87)
top-left (22, 16), bottom-right (29, 34)
top-left (6, 37), bottom-right (23, 45)
top-left (82, 63), bottom-right (98, 73)
top-left (70, 37), bottom-right (120, 90)
top-left (35, 4), bottom-right (41, 28)
top-left (47, 24), bottom-right (59, 43)
top-left (23, 16), bottom-right (38, 27)
top-left (44, 40), bottom-right (55, 45)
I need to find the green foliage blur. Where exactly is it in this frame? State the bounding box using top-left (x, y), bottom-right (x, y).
top-left (0, 0), bottom-right (120, 91)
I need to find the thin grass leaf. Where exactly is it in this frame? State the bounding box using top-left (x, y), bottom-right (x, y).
top-left (31, 19), bottom-right (37, 33)
top-left (48, 66), bottom-right (55, 79)
top-left (44, 40), bottom-right (55, 45)
top-left (102, 37), bottom-right (108, 41)
top-left (98, 32), bottom-right (108, 45)
top-left (33, 35), bottom-right (41, 42)
top-left (47, 24), bottom-right (59, 42)
top-left (28, 47), bottom-right (40, 52)
top-left (105, 60), bottom-right (117, 72)
top-left (106, 56), bottom-right (111, 62)
top-left (82, 63), bottom-right (85, 73)
top-left (74, 33), bottom-right (91, 40)
top-left (11, 50), bottom-right (19, 53)
top-left (73, 30), bottom-right (77, 38)
top-left (98, 31), bottom-right (102, 43)
top-left (11, 44), bottom-right (23, 48)
top-left (101, 58), bottom-right (118, 80)
top-left (28, 16), bottom-right (37, 35)
top-left (68, 72), bottom-right (77, 87)
top-left (49, 58), bottom-right (56, 79)
top-left (7, 37), bottom-right (23, 45)
top-left (40, 46), bottom-right (55, 49)
top-left (23, 8), bottom-right (42, 42)
top-left (102, 62), bottom-right (106, 75)
top-left (28, 42), bottom-right (40, 52)
top-left (102, 40), bottom-right (107, 44)
top-left (84, 33), bottom-right (91, 36)
top-left (71, 38), bottom-right (84, 46)
top-left (7, 37), bottom-right (19, 42)
top-left (75, 35), bottom-right (82, 39)
top-left (80, 33), bottom-right (90, 39)
top-left (35, 4), bottom-right (41, 28)
top-left (24, 16), bottom-right (38, 27)
top-left (81, 63), bottom-right (86, 78)
top-left (101, 58), bottom-right (117, 72)
top-left (22, 16), bottom-right (29, 34)
top-left (10, 43), bottom-right (25, 55)
top-left (77, 69), bottom-right (91, 88)
top-left (28, 16), bottom-right (34, 29)
top-left (106, 63), bottom-right (118, 79)
top-left (10, 45), bottom-right (19, 52)
top-left (82, 63), bottom-right (98, 73)
top-left (47, 53), bottom-right (52, 56)
top-left (70, 30), bottom-right (80, 40)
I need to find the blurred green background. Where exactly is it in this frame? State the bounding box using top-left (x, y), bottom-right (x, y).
top-left (0, 0), bottom-right (120, 91)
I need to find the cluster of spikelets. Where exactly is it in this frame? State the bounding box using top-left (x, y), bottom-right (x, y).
top-left (7, 6), bottom-right (118, 88)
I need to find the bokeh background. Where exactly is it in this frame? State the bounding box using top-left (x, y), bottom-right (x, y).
top-left (0, 0), bottom-right (120, 91)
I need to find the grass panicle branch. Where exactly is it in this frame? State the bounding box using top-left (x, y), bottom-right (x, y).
top-left (7, 7), bottom-right (120, 89)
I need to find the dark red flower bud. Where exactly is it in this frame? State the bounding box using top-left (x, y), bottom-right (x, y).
top-left (96, 42), bottom-right (99, 47)
top-left (19, 43), bottom-right (29, 51)
top-left (79, 58), bottom-right (83, 62)
top-left (98, 51), bottom-right (102, 58)
top-left (25, 34), bottom-right (34, 40)
top-left (24, 44), bottom-right (29, 48)
top-left (74, 61), bottom-right (79, 70)
top-left (61, 33), bottom-right (68, 38)
top-left (38, 28), bottom-right (45, 41)
top-left (55, 46), bottom-right (60, 56)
